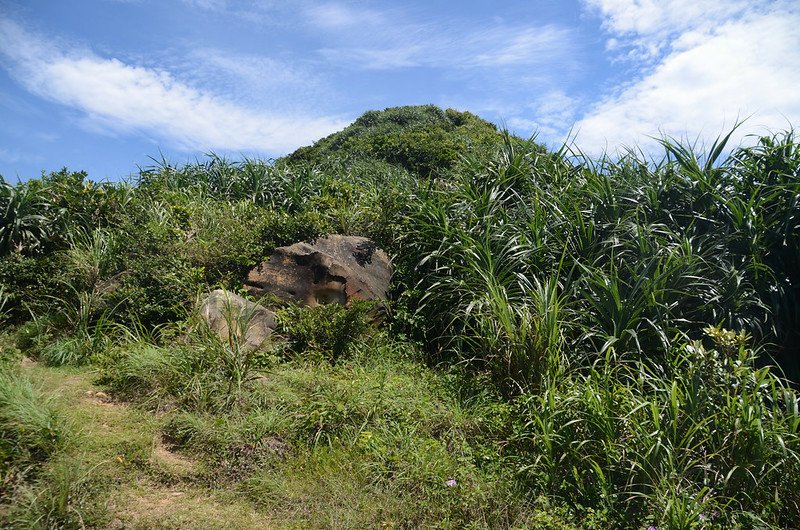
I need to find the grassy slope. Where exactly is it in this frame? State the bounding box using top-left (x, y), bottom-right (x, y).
top-left (2, 350), bottom-right (572, 529)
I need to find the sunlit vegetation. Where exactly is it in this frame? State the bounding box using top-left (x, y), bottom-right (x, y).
top-left (1, 106), bottom-right (798, 529)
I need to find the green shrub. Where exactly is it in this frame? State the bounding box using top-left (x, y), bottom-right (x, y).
top-left (13, 319), bottom-right (52, 358)
top-left (278, 302), bottom-right (375, 362)
top-left (177, 200), bottom-right (268, 281)
top-left (106, 255), bottom-right (203, 327)
top-left (40, 167), bottom-right (126, 236)
top-left (0, 177), bottom-right (54, 257)
top-left (65, 227), bottom-right (122, 289)
top-left (0, 333), bottom-right (22, 367)
top-left (0, 254), bottom-right (83, 323)
top-left (511, 332), bottom-right (800, 528)
top-left (38, 335), bottom-right (110, 367)
top-left (98, 342), bottom-right (182, 404)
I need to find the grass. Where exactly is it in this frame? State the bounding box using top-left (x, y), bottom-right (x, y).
top-left (0, 338), bottom-right (559, 529)
top-left (0, 367), bottom-right (69, 483)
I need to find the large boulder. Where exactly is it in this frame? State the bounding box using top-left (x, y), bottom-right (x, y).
top-left (244, 235), bottom-right (391, 307)
top-left (198, 289), bottom-right (277, 351)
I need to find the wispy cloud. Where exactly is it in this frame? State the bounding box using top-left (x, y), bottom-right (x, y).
top-left (177, 0), bottom-right (289, 25)
top-left (305, 2), bottom-right (387, 29)
top-left (0, 147), bottom-right (22, 164)
top-left (307, 3), bottom-right (575, 72)
top-left (574, 1), bottom-right (800, 153)
top-left (465, 25), bottom-right (575, 68)
top-left (0, 18), bottom-right (347, 153)
top-left (180, 48), bottom-right (326, 110)
top-left (317, 25), bottom-right (575, 72)
top-left (181, 0), bottom-right (228, 10)
top-left (507, 91), bottom-right (581, 141)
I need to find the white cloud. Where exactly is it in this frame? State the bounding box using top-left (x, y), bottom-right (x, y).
top-left (181, 48), bottom-right (325, 110)
top-left (0, 18), bottom-right (347, 153)
top-left (583, 0), bottom-right (753, 58)
top-left (181, 0), bottom-right (228, 10)
top-left (319, 45), bottom-right (424, 70)
top-left (574, 2), bottom-right (800, 153)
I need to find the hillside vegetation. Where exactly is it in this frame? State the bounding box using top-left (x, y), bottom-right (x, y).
top-left (1, 105), bottom-right (799, 529)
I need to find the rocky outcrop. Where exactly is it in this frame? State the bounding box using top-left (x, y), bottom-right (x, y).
top-left (198, 289), bottom-right (277, 351)
top-left (244, 235), bottom-right (391, 307)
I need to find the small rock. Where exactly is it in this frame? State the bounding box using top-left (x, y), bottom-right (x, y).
top-left (198, 290), bottom-right (277, 352)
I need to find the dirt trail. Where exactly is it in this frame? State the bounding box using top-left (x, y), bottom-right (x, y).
top-left (20, 361), bottom-right (277, 530)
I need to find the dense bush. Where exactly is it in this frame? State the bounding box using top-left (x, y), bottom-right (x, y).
top-left (278, 301), bottom-right (376, 362)
top-left (510, 329), bottom-right (800, 528)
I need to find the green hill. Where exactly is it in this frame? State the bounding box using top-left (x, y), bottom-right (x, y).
top-left (2, 107), bottom-right (800, 529)
top-left (286, 104), bottom-right (510, 175)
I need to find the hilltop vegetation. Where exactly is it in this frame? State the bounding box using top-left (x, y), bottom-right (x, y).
top-left (1, 105), bottom-right (800, 529)
top-left (287, 104), bottom-right (508, 175)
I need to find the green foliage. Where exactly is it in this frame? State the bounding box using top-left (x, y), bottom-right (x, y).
top-left (0, 169), bottom-right (129, 259)
top-left (173, 199), bottom-right (274, 282)
top-left (0, 286), bottom-right (9, 327)
top-left (278, 301), bottom-right (375, 362)
top-left (401, 126), bottom-right (800, 386)
top-left (287, 105), bottom-right (507, 176)
top-left (106, 254), bottom-right (203, 327)
top-left (39, 167), bottom-right (127, 234)
top-left (4, 107), bottom-right (800, 526)
top-left (65, 227), bottom-right (121, 288)
top-left (2, 455), bottom-right (107, 529)
top-left (0, 254), bottom-right (82, 322)
top-left (97, 342), bottom-right (182, 403)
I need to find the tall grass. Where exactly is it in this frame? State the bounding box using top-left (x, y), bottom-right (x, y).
top-left (403, 129), bottom-right (800, 383)
top-left (512, 329), bottom-right (800, 528)
top-left (66, 227), bottom-right (120, 288)
top-left (0, 370), bottom-right (69, 480)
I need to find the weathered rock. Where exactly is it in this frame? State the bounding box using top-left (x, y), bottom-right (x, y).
top-left (198, 289), bottom-right (277, 351)
top-left (244, 235), bottom-right (391, 307)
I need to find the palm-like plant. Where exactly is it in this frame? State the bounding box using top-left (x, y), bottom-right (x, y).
top-left (0, 179), bottom-right (54, 255)
top-left (402, 126), bottom-right (800, 390)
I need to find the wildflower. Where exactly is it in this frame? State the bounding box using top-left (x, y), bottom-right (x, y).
top-left (445, 478), bottom-right (457, 487)
top-left (647, 526), bottom-right (658, 530)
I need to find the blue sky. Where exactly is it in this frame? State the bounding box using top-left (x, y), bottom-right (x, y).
top-left (1, 0), bottom-right (799, 181)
